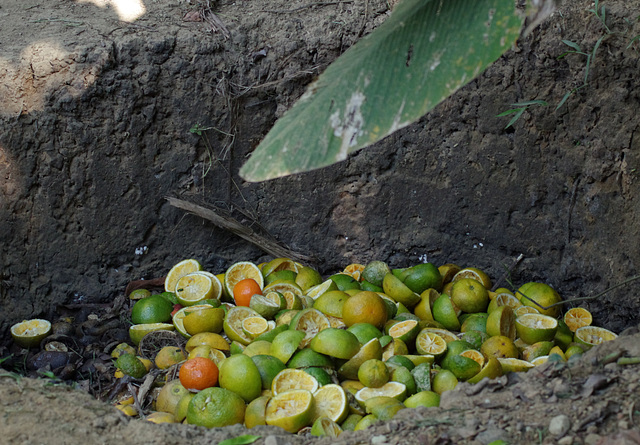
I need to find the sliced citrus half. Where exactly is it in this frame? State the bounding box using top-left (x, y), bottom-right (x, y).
top-left (10, 319), bottom-right (52, 348)
top-left (574, 326), bottom-right (618, 349)
top-left (563, 307), bottom-right (593, 333)
top-left (242, 316), bottom-right (270, 339)
top-left (265, 389), bottom-right (315, 433)
top-left (129, 323), bottom-right (174, 345)
top-left (313, 384), bottom-right (349, 423)
top-left (165, 259), bottom-right (202, 293)
top-left (223, 306), bottom-right (261, 345)
top-left (172, 303), bottom-right (213, 337)
top-left (338, 338), bottom-right (383, 380)
top-left (498, 358), bottom-right (535, 373)
top-left (355, 381), bottom-right (407, 405)
top-left (466, 357), bottom-right (503, 384)
top-left (515, 313), bottom-right (558, 344)
top-left (261, 257), bottom-right (299, 278)
top-left (271, 368), bottom-right (320, 395)
top-left (224, 262), bottom-right (264, 300)
top-left (174, 272), bottom-right (215, 306)
top-left (289, 308), bottom-right (331, 348)
top-left (415, 331), bottom-right (447, 357)
top-left (452, 267), bottom-right (492, 289)
top-left (306, 279), bottom-right (339, 300)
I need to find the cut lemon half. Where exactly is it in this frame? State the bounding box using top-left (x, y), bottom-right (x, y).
top-left (498, 358), bottom-right (535, 373)
top-left (261, 257), bottom-right (299, 278)
top-left (466, 357), bottom-right (503, 384)
top-left (289, 308), bottom-right (331, 348)
top-left (387, 319), bottom-right (420, 344)
top-left (415, 331), bottom-right (447, 357)
top-left (192, 271), bottom-right (223, 300)
top-left (460, 349), bottom-right (485, 367)
top-left (338, 338), bottom-right (383, 380)
top-left (419, 328), bottom-right (458, 343)
top-left (355, 381), bottom-right (407, 405)
top-left (486, 305), bottom-right (516, 339)
top-left (343, 263), bottom-right (366, 282)
top-left (175, 273), bottom-right (215, 306)
top-left (225, 262), bottom-right (264, 300)
top-left (271, 368), bottom-right (320, 395)
top-left (10, 319), bottom-right (52, 348)
top-left (223, 306), bottom-right (261, 345)
top-left (165, 259), bottom-right (202, 293)
top-left (487, 292), bottom-right (523, 313)
top-left (264, 279), bottom-right (303, 298)
top-left (249, 293), bottom-right (284, 319)
top-left (172, 304), bottom-right (213, 338)
top-left (311, 416), bottom-right (343, 438)
top-left (514, 306), bottom-right (540, 317)
top-left (265, 389), bottom-right (315, 433)
top-left (563, 307), bottom-right (593, 333)
top-left (185, 332), bottom-right (230, 352)
top-left (574, 326), bottom-right (618, 349)
top-left (452, 267), bottom-right (492, 289)
top-left (382, 273), bottom-right (421, 308)
top-left (313, 384), bottom-right (349, 423)
top-left (515, 313), bottom-right (558, 344)
top-left (242, 316), bottom-right (270, 339)
top-left (129, 323), bottom-right (175, 345)
top-left (306, 279), bottom-right (338, 300)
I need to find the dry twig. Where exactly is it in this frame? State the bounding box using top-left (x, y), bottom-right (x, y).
top-left (167, 197), bottom-right (316, 264)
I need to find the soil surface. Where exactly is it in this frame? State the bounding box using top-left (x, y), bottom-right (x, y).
top-left (2, 328), bottom-right (640, 445)
top-left (1, 0), bottom-right (640, 444)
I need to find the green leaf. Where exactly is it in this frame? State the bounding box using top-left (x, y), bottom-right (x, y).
top-left (240, 0), bottom-right (523, 181)
top-left (511, 100), bottom-right (548, 107)
top-left (561, 40), bottom-right (583, 52)
top-left (218, 435), bottom-right (261, 445)
top-left (504, 108), bottom-right (525, 129)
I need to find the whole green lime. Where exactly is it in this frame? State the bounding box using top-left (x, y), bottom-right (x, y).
top-left (115, 354), bottom-right (148, 379)
top-left (399, 263), bottom-right (443, 293)
top-left (251, 354), bottom-right (287, 390)
top-left (186, 387), bottom-right (246, 427)
top-left (328, 274), bottom-right (361, 291)
top-left (131, 295), bottom-right (173, 324)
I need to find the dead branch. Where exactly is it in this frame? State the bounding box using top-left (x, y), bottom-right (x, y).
top-left (166, 197), bottom-right (316, 265)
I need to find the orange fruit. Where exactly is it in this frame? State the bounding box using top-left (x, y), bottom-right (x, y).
top-left (341, 291), bottom-right (388, 330)
top-left (234, 278), bottom-right (263, 307)
top-left (179, 357), bottom-right (219, 391)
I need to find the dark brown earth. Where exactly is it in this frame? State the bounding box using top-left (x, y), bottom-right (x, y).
top-left (1, 0), bottom-right (640, 444)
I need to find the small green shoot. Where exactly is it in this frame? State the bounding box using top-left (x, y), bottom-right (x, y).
top-left (555, 34), bottom-right (605, 110)
top-left (587, 0), bottom-right (612, 34)
top-left (0, 356), bottom-right (23, 382)
top-left (496, 100), bottom-right (548, 129)
top-left (627, 35), bottom-right (640, 49)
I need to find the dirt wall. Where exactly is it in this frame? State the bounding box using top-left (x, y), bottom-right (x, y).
top-left (1, 0), bottom-right (639, 334)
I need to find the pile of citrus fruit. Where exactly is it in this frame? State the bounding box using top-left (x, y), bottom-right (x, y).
top-left (107, 258), bottom-right (620, 435)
